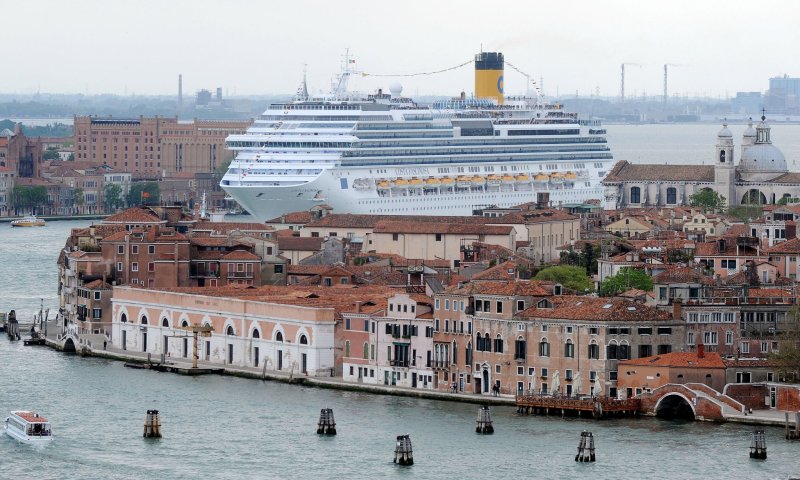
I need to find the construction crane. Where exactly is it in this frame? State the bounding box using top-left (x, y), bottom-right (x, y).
top-left (620, 63), bottom-right (641, 104)
top-left (175, 323), bottom-right (214, 369)
top-left (663, 64), bottom-right (682, 105)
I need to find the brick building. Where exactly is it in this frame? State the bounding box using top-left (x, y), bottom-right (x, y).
top-left (73, 116), bottom-right (250, 177)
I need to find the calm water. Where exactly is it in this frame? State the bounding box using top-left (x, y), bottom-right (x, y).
top-left (3, 130), bottom-right (800, 478)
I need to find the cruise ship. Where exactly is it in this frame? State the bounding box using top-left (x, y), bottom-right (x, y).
top-left (221, 52), bottom-right (614, 221)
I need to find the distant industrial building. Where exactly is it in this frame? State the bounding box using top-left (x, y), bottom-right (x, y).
top-left (730, 92), bottom-right (763, 115)
top-left (766, 75), bottom-right (800, 114)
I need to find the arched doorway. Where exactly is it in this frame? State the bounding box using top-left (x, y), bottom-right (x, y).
top-left (63, 337), bottom-right (76, 353)
top-left (482, 368), bottom-right (489, 394)
top-left (655, 393), bottom-right (695, 420)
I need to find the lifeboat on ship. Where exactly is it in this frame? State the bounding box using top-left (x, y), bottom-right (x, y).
top-left (550, 172), bottom-right (565, 185)
top-left (471, 175), bottom-right (485, 187)
top-left (534, 173), bottom-right (549, 185)
top-left (515, 174), bottom-right (530, 184)
top-left (487, 174), bottom-right (502, 186)
top-left (440, 176), bottom-right (455, 187)
top-left (409, 177), bottom-right (424, 188)
top-left (376, 179), bottom-right (390, 190)
top-left (425, 177), bottom-right (441, 186)
top-left (392, 178), bottom-right (409, 188)
top-left (501, 174), bottom-right (515, 185)
top-left (456, 175), bottom-right (472, 188)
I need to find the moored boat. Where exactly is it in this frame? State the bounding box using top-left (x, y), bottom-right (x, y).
top-left (10, 216), bottom-right (45, 227)
top-left (4, 411), bottom-right (53, 444)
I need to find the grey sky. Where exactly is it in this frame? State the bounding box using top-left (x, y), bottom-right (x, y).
top-left (3, 0), bottom-right (799, 98)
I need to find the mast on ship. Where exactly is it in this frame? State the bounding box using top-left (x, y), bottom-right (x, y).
top-left (295, 64), bottom-right (309, 101)
top-left (331, 48), bottom-right (354, 99)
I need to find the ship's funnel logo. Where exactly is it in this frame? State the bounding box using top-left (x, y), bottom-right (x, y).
top-left (497, 75), bottom-right (504, 95)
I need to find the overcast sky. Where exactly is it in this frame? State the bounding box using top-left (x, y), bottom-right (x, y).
top-left (3, 0), bottom-right (799, 98)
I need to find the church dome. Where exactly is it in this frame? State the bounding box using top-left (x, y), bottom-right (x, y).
top-left (738, 116), bottom-right (787, 174)
top-left (743, 121), bottom-right (756, 139)
top-left (739, 143), bottom-right (786, 172)
top-left (717, 123), bottom-right (733, 138)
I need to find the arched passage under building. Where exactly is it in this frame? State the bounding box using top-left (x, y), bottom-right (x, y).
top-left (655, 393), bottom-right (695, 420)
top-left (63, 337), bottom-right (76, 353)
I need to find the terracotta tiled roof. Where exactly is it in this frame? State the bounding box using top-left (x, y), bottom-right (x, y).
top-left (766, 237), bottom-right (800, 254)
top-left (221, 250), bottom-right (260, 261)
top-left (653, 266), bottom-right (708, 284)
top-left (104, 208), bottom-right (162, 224)
top-left (722, 358), bottom-right (779, 368)
top-left (154, 284), bottom-right (397, 316)
top-left (769, 172), bottom-right (800, 184)
top-left (191, 221), bottom-right (271, 234)
top-left (374, 220), bottom-right (512, 235)
top-left (519, 296), bottom-right (672, 322)
top-left (265, 211), bottom-right (315, 224)
top-left (83, 279), bottom-right (112, 289)
top-left (619, 351), bottom-right (726, 369)
top-left (471, 260), bottom-right (530, 281)
top-left (277, 236), bottom-right (324, 251)
top-left (287, 265), bottom-right (331, 275)
top-left (603, 160), bottom-right (715, 183)
top-left (446, 279), bottom-right (553, 297)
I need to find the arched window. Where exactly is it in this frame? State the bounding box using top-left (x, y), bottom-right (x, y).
top-left (630, 186), bottom-right (641, 204)
top-left (666, 187), bottom-right (677, 205)
top-left (345, 340), bottom-right (350, 357)
top-left (363, 342), bottom-right (369, 359)
top-left (252, 329), bottom-right (260, 339)
top-left (161, 318), bottom-right (169, 328)
top-left (514, 336), bottom-right (526, 360)
top-left (484, 333), bottom-right (492, 353)
top-left (564, 339), bottom-right (575, 358)
top-left (452, 340), bottom-right (458, 364)
top-left (719, 150), bottom-right (726, 163)
top-left (466, 341), bottom-right (473, 365)
top-left (181, 320), bottom-right (189, 328)
top-left (588, 341), bottom-right (600, 360)
top-left (476, 332), bottom-right (483, 351)
top-left (742, 189), bottom-right (767, 205)
top-left (226, 325), bottom-right (234, 336)
top-left (121, 313), bottom-right (128, 323)
top-left (493, 334), bottom-right (504, 354)
top-left (275, 331), bottom-right (284, 342)
top-left (607, 340), bottom-right (618, 360)
top-left (299, 334), bottom-right (308, 345)
top-left (539, 338), bottom-right (550, 357)
top-left (141, 315), bottom-right (148, 325)
top-left (619, 341), bottom-right (630, 360)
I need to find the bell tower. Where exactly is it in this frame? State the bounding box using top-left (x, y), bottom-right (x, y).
top-left (714, 123), bottom-right (735, 205)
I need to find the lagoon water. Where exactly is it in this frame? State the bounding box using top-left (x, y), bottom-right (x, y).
top-left (3, 125), bottom-right (800, 478)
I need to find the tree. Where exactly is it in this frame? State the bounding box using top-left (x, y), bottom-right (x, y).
top-left (127, 181), bottom-right (160, 206)
top-left (73, 188), bottom-right (85, 212)
top-left (12, 185), bottom-right (49, 215)
top-left (559, 243), bottom-right (600, 276)
top-left (42, 149), bottom-right (60, 160)
top-left (67, 153), bottom-right (75, 161)
top-left (690, 189), bottom-right (726, 212)
top-left (103, 183), bottom-right (124, 212)
top-left (534, 265), bottom-right (594, 293)
top-left (599, 267), bottom-right (653, 297)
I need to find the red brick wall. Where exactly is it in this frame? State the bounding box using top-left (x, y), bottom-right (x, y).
top-left (725, 384), bottom-right (768, 410)
top-left (777, 385), bottom-right (800, 411)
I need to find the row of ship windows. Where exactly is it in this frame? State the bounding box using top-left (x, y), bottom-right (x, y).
top-left (422, 162), bottom-right (593, 175)
top-left (358, 191), bottom-right (589, 205)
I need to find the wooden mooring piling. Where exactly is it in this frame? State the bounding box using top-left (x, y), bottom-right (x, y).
top-left (575, 430), bottom-right (596, 462)
top-left (317, 408), bottom-right (336, 435)
top-left (393, 434), bottom-right (413, 466)
top-left (749, 430), bottom-right (766, 459)
top-left (143, 410), bottom-right (162, 438)
top-left (786, 412), bottom-right (800, 440)
top-left (476, 405), bottom-right (494, 434)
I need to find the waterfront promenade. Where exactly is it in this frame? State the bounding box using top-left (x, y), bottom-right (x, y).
top-left (42, 320), bottom-right (799, 428)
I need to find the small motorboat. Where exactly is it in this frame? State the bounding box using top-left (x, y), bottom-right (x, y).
top-left (5, 411), bottom-right (53, 444)
top-left (10, 215), bottom-right (46, 227)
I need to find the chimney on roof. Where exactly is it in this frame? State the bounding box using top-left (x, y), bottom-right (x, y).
top-left (697, 343), bottom-right (705, 358)
top-left (672, 300), bottom-right (682, 320)
top-left (355, 301), bottom-right (362, 313)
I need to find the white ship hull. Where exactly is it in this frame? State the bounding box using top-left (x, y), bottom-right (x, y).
top-left (224, 169), bottom-right (604, 221)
